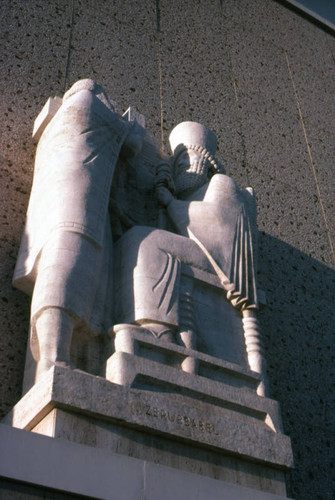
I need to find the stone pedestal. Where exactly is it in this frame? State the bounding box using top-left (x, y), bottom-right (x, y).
top-left (3, 345), bottom-right (293, 498)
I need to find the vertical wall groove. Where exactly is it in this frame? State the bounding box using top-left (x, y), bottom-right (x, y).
top-left (284, 50), bottom-right (335, 263)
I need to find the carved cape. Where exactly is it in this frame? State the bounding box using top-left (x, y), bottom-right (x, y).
top-left (13, 87), bottom-right (130, 332)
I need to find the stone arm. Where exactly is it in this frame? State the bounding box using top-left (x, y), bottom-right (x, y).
top-left (161, 175), bottom-right (259, 309)
top-left (166, 198), bottom-right (214, 238)
top-left (156, 174), bottom-right (231, 231)
top-left (155, 175), bottom-right (218, 237)
top-left (155, 183), bottom-right (214, 235)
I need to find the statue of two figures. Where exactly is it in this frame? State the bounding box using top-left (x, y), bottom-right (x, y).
top-left (13, 79), bottom-right (268, 397)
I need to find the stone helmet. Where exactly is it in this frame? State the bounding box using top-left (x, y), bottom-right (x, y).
top-left (169, 121), bottom-right (217, 156)
top-left (63, 79), bottom-right (116, 111)
top-left (169, 121), bottom-right (223, 194)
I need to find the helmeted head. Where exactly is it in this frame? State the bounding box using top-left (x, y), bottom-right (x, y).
top-left (169, 121), bottom-right (223, 196)
top-left (63, 79), bottom-right (116, 111)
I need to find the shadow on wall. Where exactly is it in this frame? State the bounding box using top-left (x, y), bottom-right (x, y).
top-left (257, 232), bottom-right (334, 499)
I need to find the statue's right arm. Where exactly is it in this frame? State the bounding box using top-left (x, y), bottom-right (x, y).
top-left (167, 197), bottom-right (216, 239)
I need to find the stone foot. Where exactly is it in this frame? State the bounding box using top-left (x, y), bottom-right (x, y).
top-left (35, 358), bottom-right (73, 383)
top-left (109, 323), bottom-right (178, 361)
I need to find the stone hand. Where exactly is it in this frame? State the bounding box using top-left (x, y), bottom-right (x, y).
top-left (155, 161), bottom-right (175, 195)
top-left (155, 185), bottom-right (174, 207)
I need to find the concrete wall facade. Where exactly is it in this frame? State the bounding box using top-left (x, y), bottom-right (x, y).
top-left (0, 1), bottom-right (334, 498)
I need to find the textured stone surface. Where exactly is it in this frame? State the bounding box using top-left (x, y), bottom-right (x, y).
top-left (66, 0), bottom-right (161, 140)
top-left (1, 1), bottom-right (334, 499)
top-left (30, 409), bottom-right (288, 496)
top-left (1, 424), bottom-right (291, 499)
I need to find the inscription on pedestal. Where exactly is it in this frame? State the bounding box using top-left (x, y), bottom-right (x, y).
top-left (3, 366), bottom-right (294, 469)
top-left (134, 403), bottom-right (219, 435)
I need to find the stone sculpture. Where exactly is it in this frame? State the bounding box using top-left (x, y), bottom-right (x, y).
top-left (8, 81), bottom-right (294, 490)
top-left (13, 79), bottom-right (267, 395)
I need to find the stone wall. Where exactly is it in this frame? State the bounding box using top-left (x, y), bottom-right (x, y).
top-left (0, 1), bottom-right (334, 498)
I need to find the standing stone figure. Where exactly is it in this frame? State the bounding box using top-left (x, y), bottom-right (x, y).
top-left (13, 79), bottom-right (144, 382)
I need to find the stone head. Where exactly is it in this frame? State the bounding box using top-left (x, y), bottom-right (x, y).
top-left (169, 121), bottom-right (222, 197)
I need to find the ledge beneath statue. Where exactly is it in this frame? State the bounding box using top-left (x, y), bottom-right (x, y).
top-left (1, 424), bottom-right (294, 499)
top-left (4, 358), bottom-right (293, 470)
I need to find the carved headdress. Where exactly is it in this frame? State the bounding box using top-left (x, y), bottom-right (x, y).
top-left (169, 121), bottom-right (223, 175)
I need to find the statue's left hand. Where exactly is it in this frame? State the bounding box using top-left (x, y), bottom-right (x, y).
top-left (155, 160), bottom-right (175, 194)
top-left (155, 185), bottom-right (174, 207)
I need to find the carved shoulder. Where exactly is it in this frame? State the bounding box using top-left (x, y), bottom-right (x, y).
top-left (204, 174), bottom-right (238, 202)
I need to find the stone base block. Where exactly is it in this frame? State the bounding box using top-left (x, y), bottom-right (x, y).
top-left (3, 364), bottom-right (293, 497)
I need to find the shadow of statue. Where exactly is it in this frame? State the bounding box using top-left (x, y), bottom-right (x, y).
top-left (257, 232), bottom-right (335, 498)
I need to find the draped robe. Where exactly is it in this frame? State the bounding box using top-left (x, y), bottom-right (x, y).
top-left (13, 81), bottom-right (130, 336)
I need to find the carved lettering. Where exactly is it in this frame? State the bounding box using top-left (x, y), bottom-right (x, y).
top-left (206, 422), bottom-right (213, 433)
top-left (146, 405), bottom-right (152, 416)
top-left (138, 404), bottom-right (218, 435)
top-left (153, 407), bottom-right (159, 417)
top-left (167, 411), bottom-right (175, 422)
